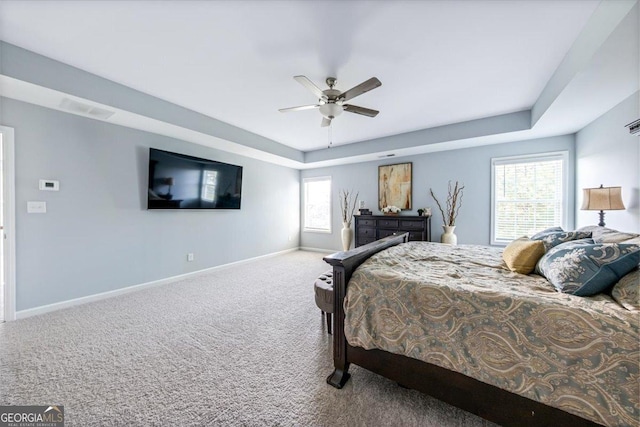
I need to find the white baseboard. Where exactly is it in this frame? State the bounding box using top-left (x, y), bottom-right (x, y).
top-left (299, 246), bottom-right (338, 254)
top-left (15, 247), bottom-right (299, 320)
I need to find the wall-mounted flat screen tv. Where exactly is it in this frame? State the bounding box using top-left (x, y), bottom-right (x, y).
top-left (147, 148), bottom-right (243, 210)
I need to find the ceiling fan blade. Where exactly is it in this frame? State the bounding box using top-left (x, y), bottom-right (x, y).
top-left (279, 104), bottom-right (320, 113)
top-left (343, 104), bottom-right (379, 117)
top-left (321, 117), bottom-right (332, 127)
top-left (339, 77), bottom-right (382, 102)
top-left (294, 75), bottom-right (326, 100)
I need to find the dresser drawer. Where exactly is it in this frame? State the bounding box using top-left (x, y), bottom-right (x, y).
top-left (400, 220), bottom-right (425, 230)
top-left (377, 219), bottom-right (399, 228)
top-left (407, 231), bottom-right (425, 241)
top-left (357, 219), bottom-right (376, 227)
top-left (378, 229), bottom-right (400, 239)
top-left (357, 227), bottom-right (376, 238)
top-left (357, 237), bottom-right (376, 246)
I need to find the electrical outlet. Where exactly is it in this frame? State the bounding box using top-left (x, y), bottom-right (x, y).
top-left (187, 253), bottom-right (194, 262)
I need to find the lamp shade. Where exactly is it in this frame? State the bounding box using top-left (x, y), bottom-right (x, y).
top-left (581, 186), bottom-right (625, 211)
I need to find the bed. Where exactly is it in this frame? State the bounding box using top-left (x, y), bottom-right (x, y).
top-left (323, 231), bottom-right (639, 427)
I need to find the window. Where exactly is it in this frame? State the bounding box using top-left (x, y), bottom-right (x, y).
top-left (201, 170), bottom-right (218, 202)
top-left (491, 152), bottom-right (568, 245)
top-left (303, 176), bottom-right (331, 233)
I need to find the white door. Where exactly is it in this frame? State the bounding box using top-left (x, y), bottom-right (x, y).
top-left (0, 126), bottom-right (16, 322)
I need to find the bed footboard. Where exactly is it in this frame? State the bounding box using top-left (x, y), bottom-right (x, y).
top-left (323, 233), bottom-right (409, 388)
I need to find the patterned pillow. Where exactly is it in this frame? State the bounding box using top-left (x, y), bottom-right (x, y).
top-left (576, 225), bottom-right (603, 234)
top-left (624, 236), bottom-right (640, 245)
top-left (611, 269), bottom-right (639, 311)
top-left (592, 227), bottom-right (640, 243)
top-left (536, 240), bottom-right (640, 296)
top-left (530, 227), bottom-right (592, 251)
top-left (502, 237), bottom-right (545, 274)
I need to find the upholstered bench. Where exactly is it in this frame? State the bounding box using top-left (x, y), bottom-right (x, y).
top-left (314, 269), bottom-right (334, 334)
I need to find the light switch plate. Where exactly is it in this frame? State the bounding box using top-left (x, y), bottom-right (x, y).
top-left (27, 201), bottom-right (47, 213)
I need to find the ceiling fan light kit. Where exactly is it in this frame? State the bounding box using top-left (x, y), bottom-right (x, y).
top-left (319, 103), bottom-right (343, 119)
top-left (279, 75), bottom-right (382, 128)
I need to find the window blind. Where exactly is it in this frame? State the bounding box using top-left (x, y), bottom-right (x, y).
top-left (303, 177), bottom-right (332, 233)
top-left (492, 153), bottom-right (567, 244)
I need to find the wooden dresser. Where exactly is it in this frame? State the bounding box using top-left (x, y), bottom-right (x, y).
top-left (354, 215), bottom-right (431, 247)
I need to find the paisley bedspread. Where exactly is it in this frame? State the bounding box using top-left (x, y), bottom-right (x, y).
top-left (344, 242), bottom-right (639, 426)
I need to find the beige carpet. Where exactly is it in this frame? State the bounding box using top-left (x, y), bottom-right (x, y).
top-left (0, 250), bottom-right (495, 426)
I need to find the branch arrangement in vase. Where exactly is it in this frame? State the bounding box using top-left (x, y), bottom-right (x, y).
top-left (430, 181), bottom-right (464, 226)
top-left (340, 189), bottom-right (359, 227)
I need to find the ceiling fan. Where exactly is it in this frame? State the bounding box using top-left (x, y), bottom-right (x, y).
top-left (279, 75), bottom-right (382, 127)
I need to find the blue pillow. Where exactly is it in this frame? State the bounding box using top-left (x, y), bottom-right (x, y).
top-left (530, 227), bottom-right (592, 251)
top-left (536, 240), bottom-right (640, 296)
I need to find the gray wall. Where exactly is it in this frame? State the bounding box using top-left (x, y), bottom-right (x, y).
top-left (301, 135), bottom-right (576, 251)
top-left (576, 92), bottom-right (640, 232)
top-left (6, 88), bottom-right (635, 312)
top-left (2, 97), bottom-right (300, 311)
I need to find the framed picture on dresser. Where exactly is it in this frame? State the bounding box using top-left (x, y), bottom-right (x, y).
top-left (378, 162), bottom-right (412, 210)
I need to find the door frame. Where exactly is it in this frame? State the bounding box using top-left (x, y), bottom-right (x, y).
top-left (1, 125), bottom-right (16, 321)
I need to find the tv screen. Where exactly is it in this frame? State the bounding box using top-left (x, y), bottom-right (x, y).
top-left (147, 148), bottom-right (243, 210)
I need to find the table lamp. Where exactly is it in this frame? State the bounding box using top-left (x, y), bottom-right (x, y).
top-left (164, 177), bottom-right (174, 199)
top-left (580, 185), bottom-right (625, 227)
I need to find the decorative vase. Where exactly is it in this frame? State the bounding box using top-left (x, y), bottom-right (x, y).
top-left (441, 225), bottom-right (457, 245)
top-left (341, 222), bottom-right (353, 251)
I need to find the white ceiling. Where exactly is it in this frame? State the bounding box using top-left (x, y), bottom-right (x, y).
top-left (0, 0), bottom-right (606, 153)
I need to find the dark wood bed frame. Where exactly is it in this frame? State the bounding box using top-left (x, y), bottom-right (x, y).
top-left (323, 234), bottom-right (601, 427)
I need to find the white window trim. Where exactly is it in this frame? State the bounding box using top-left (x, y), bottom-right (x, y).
top-left (303, 176), bottom-right (332, 234)
top-left (490, 151), bottom-right (569, 246)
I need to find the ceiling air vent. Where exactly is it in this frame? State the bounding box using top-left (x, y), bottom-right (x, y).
top-left (625, 119), bottom-right (640, 135)
top-left (59, 98), bottom-right (115, 120)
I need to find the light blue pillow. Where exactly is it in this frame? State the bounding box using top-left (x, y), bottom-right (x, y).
top-left (530, 227), bottom-right (592, 251)
top-left (536, 240), bottom-right (640, 296)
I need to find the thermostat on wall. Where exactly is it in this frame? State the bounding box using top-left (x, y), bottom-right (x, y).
top-left (39, 179), bottom-right (59, 191)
